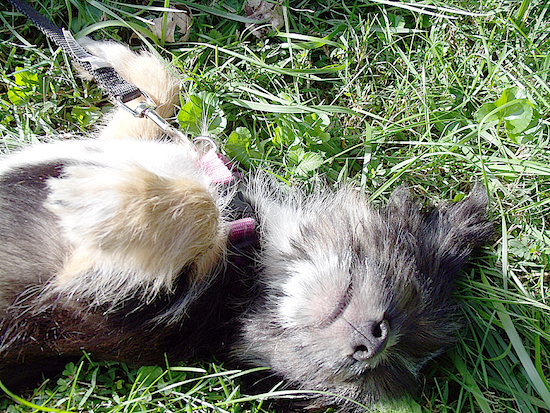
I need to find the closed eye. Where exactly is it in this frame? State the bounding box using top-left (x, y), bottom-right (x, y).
top-left (318, 280), bottom-right (353, 327)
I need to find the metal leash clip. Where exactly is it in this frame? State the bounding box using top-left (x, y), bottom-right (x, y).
top-left (116, 91), bottom-right (189, 144)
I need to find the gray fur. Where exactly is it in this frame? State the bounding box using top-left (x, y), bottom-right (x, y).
top-left (235, 180), bottom-right (492, 410)
top-left (0, 143), bottom-right (492, 410)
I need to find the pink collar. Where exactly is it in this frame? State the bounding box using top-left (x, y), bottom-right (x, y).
top-left (197, 148), bottom-right (256, 242)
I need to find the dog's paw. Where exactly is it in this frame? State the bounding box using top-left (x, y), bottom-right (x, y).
top-left (77, 38), bottom-right (137, 72)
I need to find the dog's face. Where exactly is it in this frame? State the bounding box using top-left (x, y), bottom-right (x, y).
top-left (237, 184), bottom-right (492, 410)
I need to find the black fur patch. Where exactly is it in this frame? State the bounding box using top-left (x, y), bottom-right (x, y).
top-left (1, 162), bottom-right (65, 190)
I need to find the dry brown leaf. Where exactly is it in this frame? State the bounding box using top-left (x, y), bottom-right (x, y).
top-left (149, 11), bottom-right (192, 43)
top-left (244, 0), bottom-right (284, 38)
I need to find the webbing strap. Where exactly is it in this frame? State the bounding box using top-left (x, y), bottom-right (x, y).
top-left (7, 0), bottom-right (142, 103)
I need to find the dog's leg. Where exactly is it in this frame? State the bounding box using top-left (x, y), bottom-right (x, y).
top-left (0, 138), bottom-right (227, 313)
top-left (49, 154), bottom-right (225, 305)
top-left (1, 35), bottom-right (227, 309)
top-left (77, 39), bottom-right (181, 141)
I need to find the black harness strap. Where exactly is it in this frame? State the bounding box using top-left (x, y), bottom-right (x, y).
top-left (7, 0), bottom-right (142, 103)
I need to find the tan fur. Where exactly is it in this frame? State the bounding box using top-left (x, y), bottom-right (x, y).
top-left (91, 167), bottom-right (221, 277)
top-left (36, 40), bottom-right (229, 305)
top-left (77, 38), bottom-right (180, 141)
top-left (56, 247), bottom-right (100, 285)
top-left (56, 166), bottom-right (224, 289)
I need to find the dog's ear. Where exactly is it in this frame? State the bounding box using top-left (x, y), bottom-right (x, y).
top-left (416, 183), bottom-right (493, 291)
top-left (385, 183), bottom-right (491, 294)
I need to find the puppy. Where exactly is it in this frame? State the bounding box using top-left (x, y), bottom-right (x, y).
top-left (236, 180), bottom-right (492, 410)
top-left (0, 40), bottom-right (492, 411)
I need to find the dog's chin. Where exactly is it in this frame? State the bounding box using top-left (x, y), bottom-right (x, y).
top-left (343, 352), bottom-right (388, 377)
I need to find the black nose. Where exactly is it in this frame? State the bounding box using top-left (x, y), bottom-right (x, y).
top-left (351, 319), bottom-right (390, 361)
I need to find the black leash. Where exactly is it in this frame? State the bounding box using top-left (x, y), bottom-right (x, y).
top-left (7, 0), bottom-right (142, 104)
top-left (7, 0), bottom-right (191, 141)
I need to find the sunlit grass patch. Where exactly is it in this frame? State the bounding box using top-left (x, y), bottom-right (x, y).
top-left (0, 0), bottom-right (549, 411)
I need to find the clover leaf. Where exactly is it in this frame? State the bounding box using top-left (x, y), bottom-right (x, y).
top-left (475, 87), bottom-right (539, 143)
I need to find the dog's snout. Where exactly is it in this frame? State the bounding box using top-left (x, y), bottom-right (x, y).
top-left (351, 319), bottom-right (390, 361)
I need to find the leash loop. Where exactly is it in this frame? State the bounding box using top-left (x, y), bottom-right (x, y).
top-left (193, 135), bottom-right (218, 153)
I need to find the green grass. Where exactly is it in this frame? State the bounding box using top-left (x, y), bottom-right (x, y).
top-left (1, 0), bottom-right (549, 411)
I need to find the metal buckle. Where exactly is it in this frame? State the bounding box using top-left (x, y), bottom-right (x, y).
top-left (115, 91), bottom-right (189, 144)
top-left (115, 90), bottom-right (157, 117)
